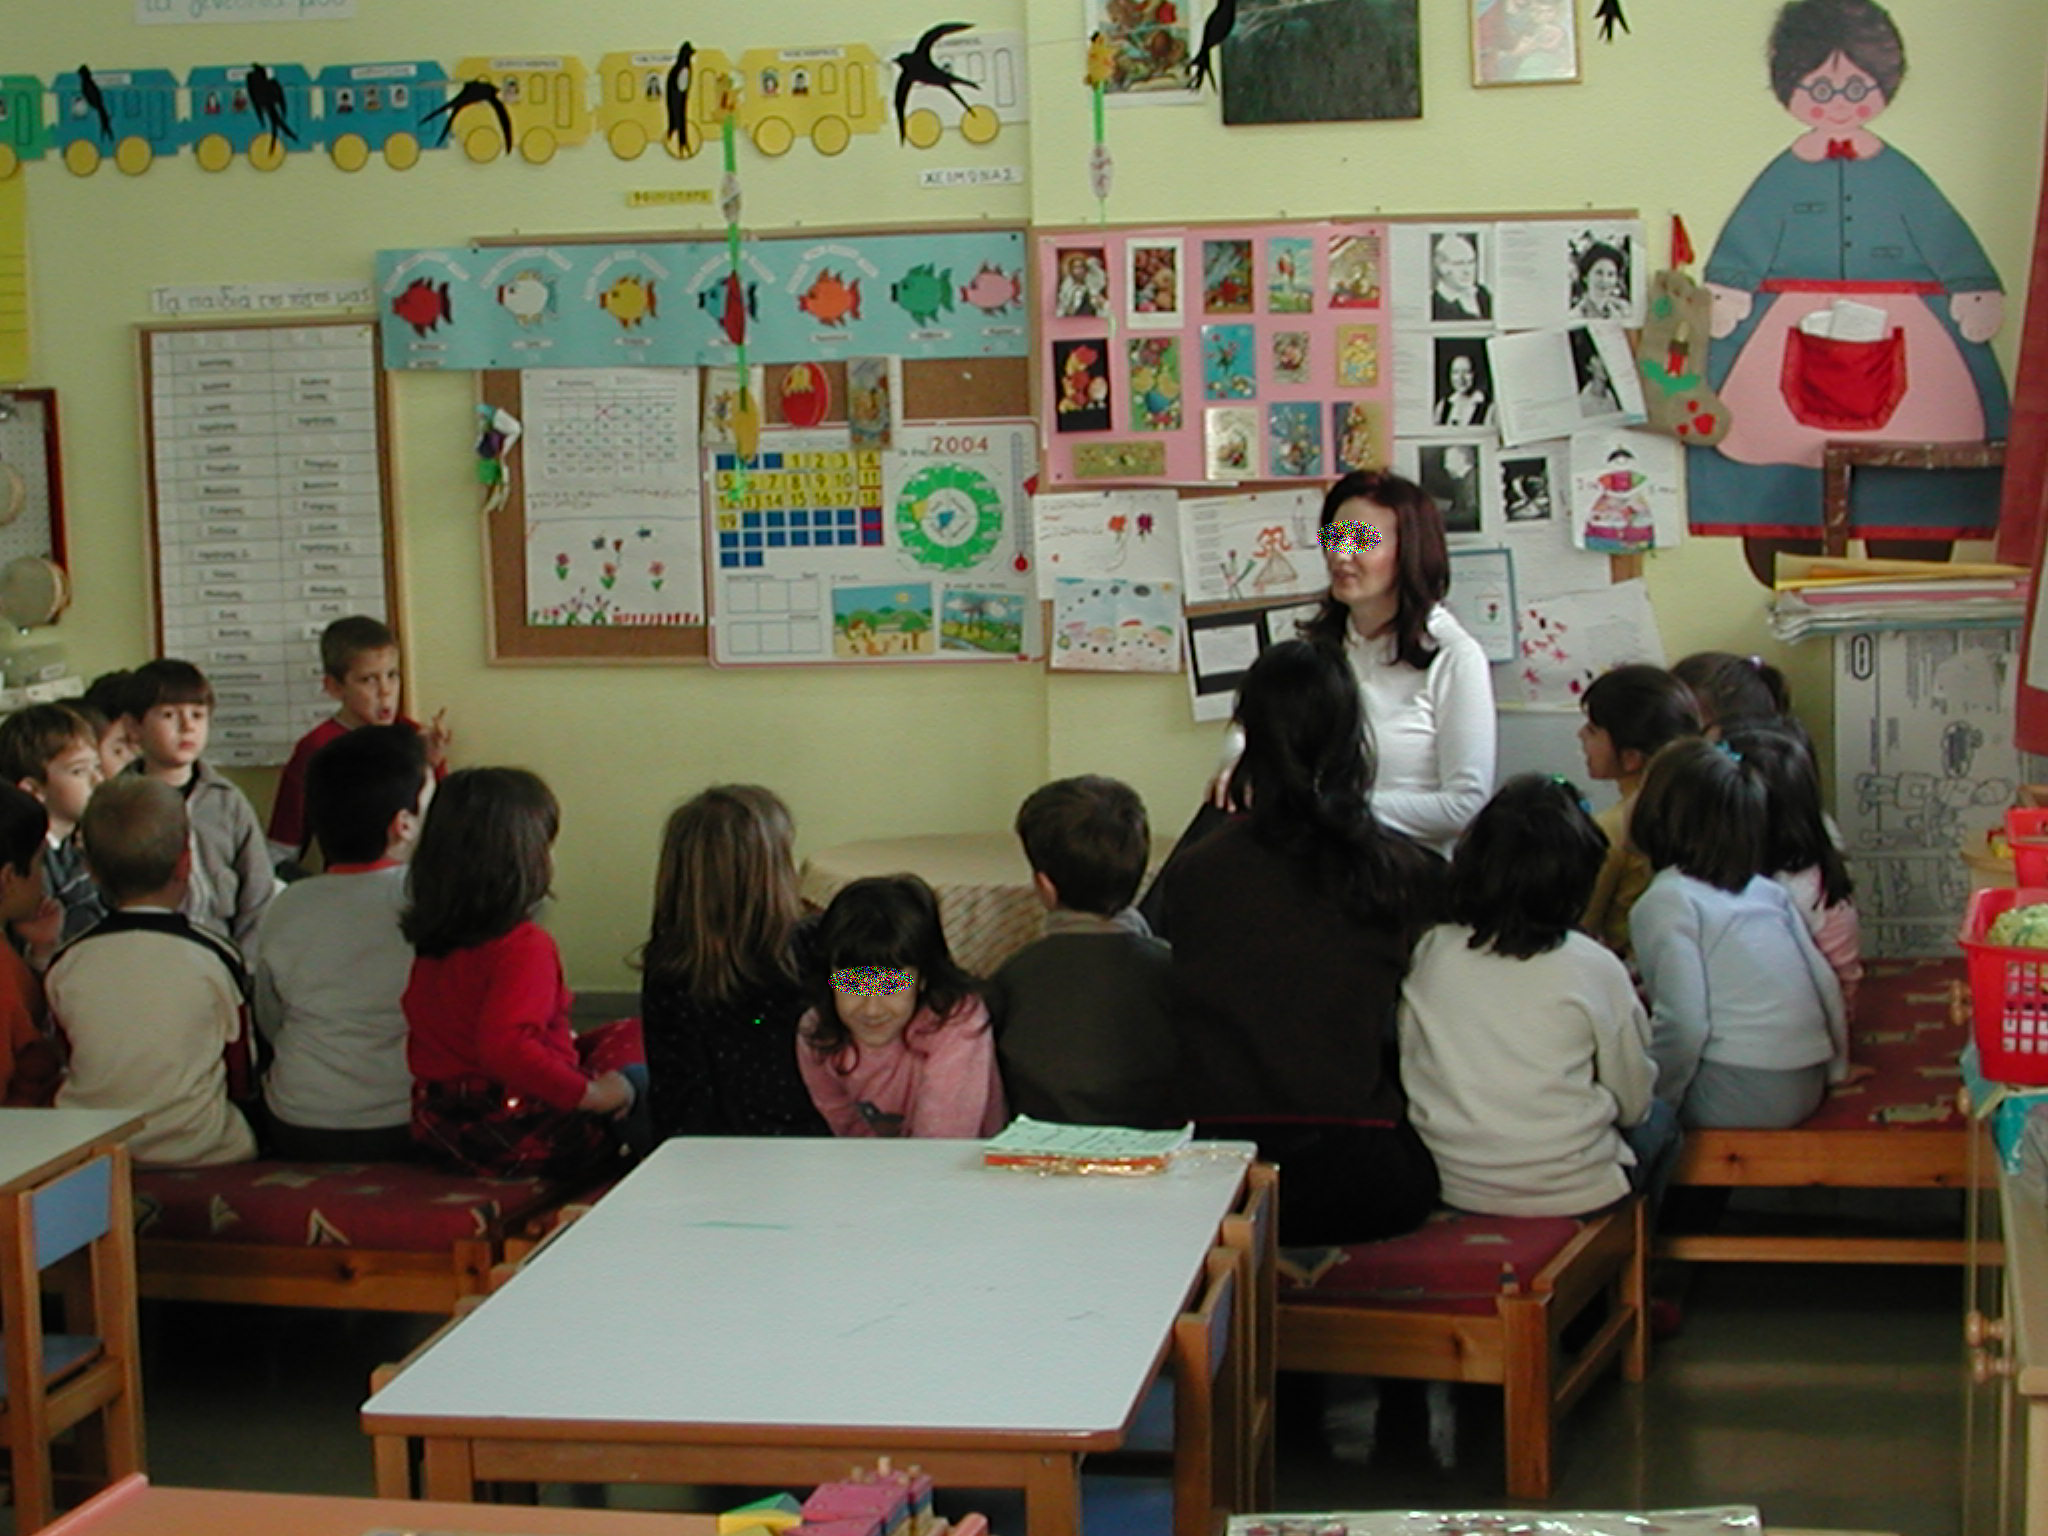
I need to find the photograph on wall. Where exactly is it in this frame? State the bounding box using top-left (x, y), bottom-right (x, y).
top-left (1471, 0), bottom-right (1581, 86)
top-left (1336, 324), bottom-right (1380, 387)
top-left (1268, 402), bottom-right (1325, 478)
top-left (1222, 0), bottom-right (1420, 124)
top-left (1084, 0), bottom-right (1198, 102)
top-left (1500, 445), bottom-right (1563, 523)
top-left (1331, 400), bottom-right (1389, 472)
top-left (1270, 329), bottom-right (1310, 385)
top-left (1053, 245), bottom-right (1111, 318)
top-left (1414, 439), bottom-right (1488, 534)
top-left (1202, 324), bottom-right (1258, 399)
top-left (1431, 336), bottom-right (1497, 430)
top-left (1327, 232), bottom-right (1382, 308)
top-left (1390, 225), bottom-right (1496, 326)
top-left (1202, 239), bottom-right (1256, 313)
top-left (1052, 338), bottom-right (1113, 432)
top-left (1127, 238), bottom-right (1185, 330)
top-left (1205, 406), bottom-right (1260, 480)
top-left (1267, 236), bottom-right (1314, 313)
top-left (1128, 337), bottom-right (1185, 430)
top-left (1494, 219), bottom-right (1647, 331)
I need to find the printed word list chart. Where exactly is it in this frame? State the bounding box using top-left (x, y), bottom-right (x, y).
top-left (148, 323), bottom-right (389, 767)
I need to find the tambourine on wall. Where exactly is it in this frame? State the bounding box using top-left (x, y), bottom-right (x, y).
top-left (0, 389), bottom-right (66, 589)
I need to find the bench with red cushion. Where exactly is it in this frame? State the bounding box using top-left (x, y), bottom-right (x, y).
top-left (1667, 955), bottom-right (1977, 1264)
top-left (135, 1160), bottom-right (572, 1314)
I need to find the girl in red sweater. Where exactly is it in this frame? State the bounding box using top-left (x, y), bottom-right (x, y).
top-left (796, 876), bottom-right (1004, 1138)
top-left (402, 768), bottom-right (644, 1177)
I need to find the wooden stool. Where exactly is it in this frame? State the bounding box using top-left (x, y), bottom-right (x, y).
top-left (1276, 1201), bottom-right (1647, 1501)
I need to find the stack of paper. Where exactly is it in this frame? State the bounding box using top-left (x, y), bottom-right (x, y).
top-left (982, 1116), bottom-right (1195, 1175)
top-left (1769, 556), bottom-right (2028, 641)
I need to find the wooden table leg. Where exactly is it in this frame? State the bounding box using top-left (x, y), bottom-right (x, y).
top-left (421, 1435), bottom-right (478, 1502)
top-left (1021, 1452), bottom-right (1082, 1536)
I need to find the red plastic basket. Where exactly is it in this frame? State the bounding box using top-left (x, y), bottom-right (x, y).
top-left (2009, 808), bottom-right (2048, 887)
top-left (1961, 886), bottom-right (2048, 1085)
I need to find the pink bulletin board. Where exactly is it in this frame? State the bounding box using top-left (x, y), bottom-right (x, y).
top-left (1036, 221), bottom-right (1393, 488)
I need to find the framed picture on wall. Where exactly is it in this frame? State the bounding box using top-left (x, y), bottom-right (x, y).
top-left (1471, 0), bottom-right (1582, 87)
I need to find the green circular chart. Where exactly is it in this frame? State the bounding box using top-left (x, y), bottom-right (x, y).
top-left (895, 464), bottom-right (1003, 571)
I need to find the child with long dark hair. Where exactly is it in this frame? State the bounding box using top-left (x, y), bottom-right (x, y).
top-left (1577, 664), bottom-right (1702, 956)
top-left (639, 785), bottom-right (827, 1138)
top-left (1155, 639), bottom-right (1445, 1244)
top-left (1718, 719), bottom-right (1862, 1020)
top-left (796, 875), bottom-right (1003, 1138)
top-left (1401, 774), bottom-right (1672, 1216)
top-left (402, 768), bottom-right (644, 1177)
top-left (1629, 740), bottom-right (1847, 1128)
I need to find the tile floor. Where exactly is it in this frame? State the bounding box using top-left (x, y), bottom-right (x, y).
top-left (88, 1259), bottom-right (1969, 1536)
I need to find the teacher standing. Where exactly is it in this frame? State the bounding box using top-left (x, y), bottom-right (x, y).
top-left (1213, 471), bottom-right (1496, 855)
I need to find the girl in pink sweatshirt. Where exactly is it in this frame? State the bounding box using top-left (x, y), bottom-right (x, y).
top-left (796, 875), bottom-right (1004, 1139)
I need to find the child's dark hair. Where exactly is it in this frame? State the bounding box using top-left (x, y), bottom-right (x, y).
top-left (82, 671), bottom-right (138, 726)
top-left (320, 615), bottom-right (398, 680)
top-left (402, 767), bottom-right (558, 958)
top-left (802, 875), bottom-right (978, 1061)
top-left (1451, 775), bottom-right (1609, 960)
top-left (0, 782), bottom-right (48, 878)
top-left (1013, 775), bottom-right (1150, 917)
top-left (1229, 639), bottom-right (1442, 932)
top-left (307, 724), bottom-right (428, 867)
top-left (127, 658), bottom-right (215, 714)
top-left (1581, 665), bottom-right (1701, 765)
top-left (1718, 718), bottom-right (1854, 907)
top-left (1631, 738), bottom-right (1767, 893)
top-left (1671, 651), bottom-right (1790, 733)
top-left (0, 703), bottom-right (95, 785)
top-left (81, 777), bottom-right (187, 904)
top-left (1298, 470), bottom-right (1451, 670)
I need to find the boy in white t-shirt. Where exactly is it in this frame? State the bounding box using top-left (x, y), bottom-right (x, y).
top-left (250, 725), bottom-right (431, 1162)
top-left (50, 776), bottom-right (256, 1168)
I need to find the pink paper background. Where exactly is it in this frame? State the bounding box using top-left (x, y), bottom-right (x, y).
top-left (1036, 220), bottom-right (1394, 487)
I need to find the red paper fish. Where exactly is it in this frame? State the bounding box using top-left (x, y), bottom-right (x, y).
top-left (392, 277), bottom-right (452, 338)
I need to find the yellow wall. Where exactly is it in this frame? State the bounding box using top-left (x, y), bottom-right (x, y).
top-left (14, 0), bottom-right (2046, 987)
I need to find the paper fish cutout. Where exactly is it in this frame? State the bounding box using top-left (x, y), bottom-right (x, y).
top-left (391, 277), bottom-right (453, 337)
top-left (699, 274), bottom-right (757, 345)
top-left (959, 262), bottom-right (1021, 314)
top-left (891, 263), bottom-right (953, 325)
top-left (599, 274), bottom-right (658, 329)
top-left (799, 269), bottom-right (862, 326)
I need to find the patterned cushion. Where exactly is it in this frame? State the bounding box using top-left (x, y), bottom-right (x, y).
top-left (134, 1161), bottom-right (557, 1250)
top-left (1279, 1211), bottom-right (1585, 1316)
top-left (1802, 956), bottom-right (1966, 1131)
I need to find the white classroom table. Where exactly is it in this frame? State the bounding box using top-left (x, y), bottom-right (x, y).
top-left (361, 1136), bottom-right (1254, 1536)
top-left (0, 1107), bottom-right (147, 1195)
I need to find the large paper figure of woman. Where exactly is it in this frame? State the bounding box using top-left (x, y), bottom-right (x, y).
top-left (1690, 0), bottom-right (2008, 576)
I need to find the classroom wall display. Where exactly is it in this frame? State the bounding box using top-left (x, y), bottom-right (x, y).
top-left (1185, 596), bottom-right (1324, 721)
top-left (0, 34), bottom-right (1023, 181)
top-left (379, 228), bottom-right (1028, 372)
top-left (1035, 221), bottom-right (1394, 488)
top-left (706, 419), bottom-right (1038, 667)
top-left (140, 319), bottom-right (396, 767)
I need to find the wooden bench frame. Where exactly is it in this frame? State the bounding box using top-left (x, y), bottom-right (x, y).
top-left (1277, 1198), bottom-right (1647, 1502)
top-left (1661, 981), bottom-right (1984, 1267)
top-left (137, 1234), bottom-right (498, 1314)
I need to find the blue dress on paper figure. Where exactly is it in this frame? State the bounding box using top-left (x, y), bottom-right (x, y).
top-left (1688, 2), bottom-right (2008, 541)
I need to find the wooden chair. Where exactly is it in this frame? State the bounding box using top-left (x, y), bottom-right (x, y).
top-left (1218, 1161), bottom-right (1276, 1510)
top-left (0, 1144), bottom-right (144, 1532)
top-left (1089, 1245), bottom-right (1242, 1536)
top-left (1170, 1246), bottom-right (1242, 1536)
top-left (1276, 1199), bottom-right (1648, 1501)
